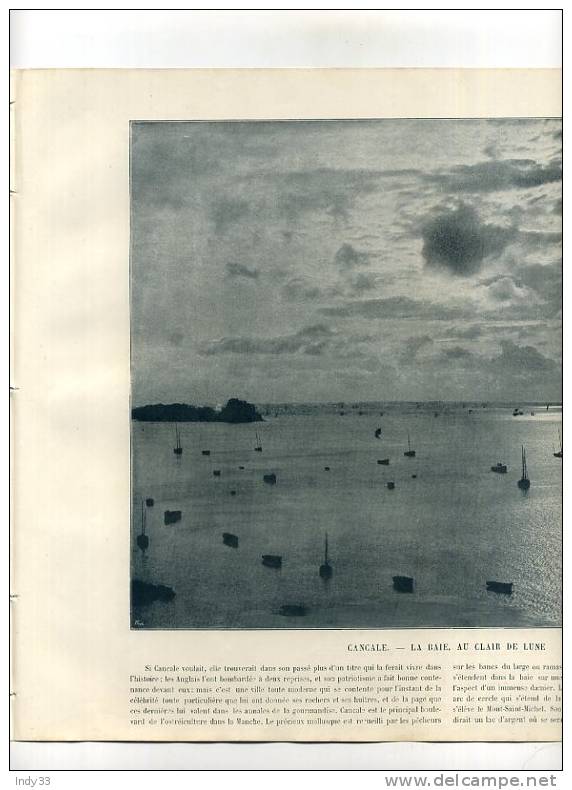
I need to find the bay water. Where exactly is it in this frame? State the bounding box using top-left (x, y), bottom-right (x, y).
top-left (131, 403), bottom-right (561, 629)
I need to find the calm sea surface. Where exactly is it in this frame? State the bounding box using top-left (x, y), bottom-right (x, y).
top-left (131, 403), bottom-right (562, 629)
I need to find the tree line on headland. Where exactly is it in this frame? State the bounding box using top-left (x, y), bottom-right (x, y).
top-left (131, 398), bottom-right (263, 424)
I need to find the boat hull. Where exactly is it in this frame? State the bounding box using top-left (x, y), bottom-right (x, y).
top-left (393, 575), bottom-right (414, 593)
top-left (486, 581), bottom-right (513, 595)
top-left (278, 604), bottom-right (307, 616)
top-left (262, 554), bottom-right (282, 568)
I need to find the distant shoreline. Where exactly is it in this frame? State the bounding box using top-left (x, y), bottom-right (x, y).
top-left (132, 398), bottom-right (264, 424)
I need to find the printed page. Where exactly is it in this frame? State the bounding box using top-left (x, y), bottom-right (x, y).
top-left (11, 68), bottom-right (562, 741)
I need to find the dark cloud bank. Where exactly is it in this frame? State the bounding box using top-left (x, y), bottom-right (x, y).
top-left (425, 157), bottom-right (562, 193)
top-left (421, 204), bottom-right (515, 276)
top-left (321, 296), bottom-right (465, 321)
top-left (200, 324), bottom-right (335, 356)
top-left (226, 262), bottom-right (260, 280)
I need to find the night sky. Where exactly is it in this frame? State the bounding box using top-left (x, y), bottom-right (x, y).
top-left (131, 119), bottom-right (562, 406)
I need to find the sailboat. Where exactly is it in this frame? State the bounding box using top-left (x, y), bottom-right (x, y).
top-left (254, 430), bottom-right (262, 452)
top-left (404, 432), bottom-right (416, 457)
top-left (173, 425), bottom-right (183, 455)
top-left (517, 446), bottom-right (531, 490)
top-left (319, 532), bottom-right (333, 579)
top-left (136, 500), bottom-right (149, 551)
top-left (553, 429), bottom-right (563, 458)
top-left (374, 427), bottom-right (382, 439)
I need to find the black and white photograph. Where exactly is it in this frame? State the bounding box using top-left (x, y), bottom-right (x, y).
top-left (130, 118), bottom-right (562, 630)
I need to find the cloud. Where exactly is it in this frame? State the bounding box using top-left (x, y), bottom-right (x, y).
top-left (484, 276), bottom-right (529, 303)
top-left (334, 243), bottom-right (371, 269)
top-left (281, 277), bottom-right (341, 303)
top-left (421, 203), bottom-right (516, 276)
top-left (226, 262), bottom-right (260, 280)
top-left (320, 296), bottom-right (465, 321)
top-left (425, 158), bottom-right (562, 193)
top-left (518, 229), bottom-right (562, 247)
top-left (441, 346), bottom-right (477, 363)
top-left (200, 323), bottom-right (335, 356)
top-left (477, 262), bottom-right (561, 318)
top-left (348, 272), bottom-right (377, 293)
top-left (434, 340), bottom-right (559, 377)
top-left (210, 196), bottom-right (250, 233)
top-left (131, 124), bottom-right (220, 209)
top-left (261, 166), bottom-right (416, 223)
top-left (273, 168), bottom-right (383, 222)
top-left (443, 324), bottom-right (482, 340)
top-left (168, 331), bottom-right (185, 346)
top-left (517, 261), bottom-right (561, 306)
top-left (401, 335), bottom-right (433, 361)
top-left (490, 341), bottom-right (559, 374)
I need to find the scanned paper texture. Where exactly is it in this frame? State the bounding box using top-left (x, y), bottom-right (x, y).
top-left (11, 69), bottom-right (561, 742)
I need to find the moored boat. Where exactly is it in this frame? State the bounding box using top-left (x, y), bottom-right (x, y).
top-left (278, 604), bottom-right (307, 616)
top-left (173, 424), bottom-right (183, 455)
top-left (262, 554), bottom-right (282, 569)
top-left (319, 532), bottom-right (333, 579)
top-left (404, 432), bottom-right (416, 457)
top-left (393, 575), bottom-right (414, 593)
top-left (517, 446), bottom-right (531, 490)
top-left (486, 580), bottom-right (513, 595)
top-left (136, 500), bottom-right (149, 551)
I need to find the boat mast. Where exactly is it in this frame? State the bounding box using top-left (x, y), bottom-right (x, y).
top-left (324, 532), bottom-right (329, 565)
top-left (408, 432), bottom-right (411, 452)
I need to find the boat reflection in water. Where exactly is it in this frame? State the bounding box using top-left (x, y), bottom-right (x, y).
top-left (518, 446), bottom-right (531, 491)
top-left (319, 532), bottom-right (333, 580)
